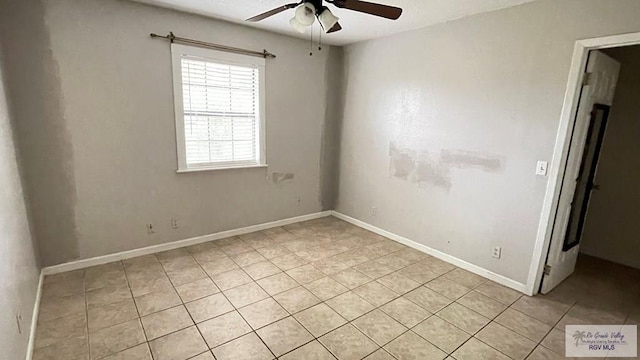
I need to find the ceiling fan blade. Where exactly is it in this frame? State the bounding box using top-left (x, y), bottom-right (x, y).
top-left (327, 22), bottom-right (342, 33)
top-left (246, 3), bottom-right (300, 22)
top-left (328, 0), bottom-right (402, 20)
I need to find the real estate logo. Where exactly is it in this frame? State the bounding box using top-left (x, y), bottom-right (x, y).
top-left (566, 325), bottom-right (637, 357)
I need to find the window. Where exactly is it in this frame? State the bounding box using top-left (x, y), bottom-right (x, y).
top-left (171, 44), bottom-right (266, 172)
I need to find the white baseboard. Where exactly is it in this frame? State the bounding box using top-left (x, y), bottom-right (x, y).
top-left (331, 211), bottom-right (530, 295)
top-left (25, 271), bottom-right (43, 360)
top-left (42, 211), bottom-right (332, 275)
top-left (40, 209), bottom-right (529, 295)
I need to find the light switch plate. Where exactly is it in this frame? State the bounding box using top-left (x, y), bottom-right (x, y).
top-left (536, 161), bottom-right (548, 176)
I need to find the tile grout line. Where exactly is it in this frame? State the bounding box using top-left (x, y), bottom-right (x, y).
top-left (231, 227), bottom-right (342, 359)
top-left (447, 287), bottom-right (576, 359)
top-left (210, 228), bottom-right (378, 359)
top-left (329, 267), bottom-right (567, 360)
top-left (41, 218), bottom-right (602, 360)
top-left (87, 260), bottom-right (158, 360)
top-left (274, 255), bottom-right (458, 358)
top-left (355, 276), bottom-right (490, 359)
top-left (124, 257), bottom-right (158, 360)
top-left (275, 260), bottom-right (487, 358)
top-left (442, 278), bottom-right (540, 359)
top-left (532, 298), bottom-right (579, 357)
top-left (83, 271), bottom-right (92, 360)
top-left (190, 230), bottom-right (462, 359)
top-left (455, 300), bottom-right (522, 360)
top-left (40, 255), bottom-right (455, 359)
top-left (340, 269), bottom-right (525, 359)
top-left (189, 250), bottom-right (254, 353)
top-left (190, 233), bottom-right (282, 359)
top-left (219, 250), bottom-right (278, 359)
top-left (156, 251), bottom-right (216, 359)
top-left (234, 228), bottom-right (355, 359)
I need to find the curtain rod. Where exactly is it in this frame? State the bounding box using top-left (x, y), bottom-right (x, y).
top-left (150, 32), bottom-right (276, 59)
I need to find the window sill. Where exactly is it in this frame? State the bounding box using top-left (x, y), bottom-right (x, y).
top-left (176, 164), bottom-right (268, 173)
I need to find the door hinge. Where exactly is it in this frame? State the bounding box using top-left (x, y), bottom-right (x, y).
top-left (543, 265), bottom-right (552, 276)
top-left (582, 72), bottom-right (593, 86)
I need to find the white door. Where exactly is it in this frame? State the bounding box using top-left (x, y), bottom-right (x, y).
top-left (541, 50), bottom-right (620, 294)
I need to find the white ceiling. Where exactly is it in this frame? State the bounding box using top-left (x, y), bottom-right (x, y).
top-left (133, 0), bottom-right (537, 46)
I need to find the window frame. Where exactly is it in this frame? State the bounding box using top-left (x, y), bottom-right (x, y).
top-left (171, 43), bottom-right (267, 172)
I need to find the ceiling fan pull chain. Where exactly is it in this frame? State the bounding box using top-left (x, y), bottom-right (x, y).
top-left (309, 24), bottom-right (314, 56)
top-left (319, 29), bottom-right (322, 52)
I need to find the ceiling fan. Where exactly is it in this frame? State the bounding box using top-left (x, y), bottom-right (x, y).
top-left (246, 0), bottom-right (403, 34)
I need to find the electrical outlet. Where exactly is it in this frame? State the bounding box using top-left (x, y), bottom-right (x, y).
top-left (15, 313), bottom-right (22, 334)
top-left (492, 246), bottom-right (502, 259)
top-left (371, 206), bottom-right (377, 216)
top-left (146, 224), bottom-right (155, 234)
top-left (171, 218), bottom-right (179, 229)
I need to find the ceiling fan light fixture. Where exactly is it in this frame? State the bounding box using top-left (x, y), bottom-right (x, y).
top-left (289, 17), bottom-right (307, 33)
top-left (318, 7), bottom-right (339, 33)
top-left (294, 3), bottom-right (316, 26)
top-left (246, 0), bottom-right (403, 36)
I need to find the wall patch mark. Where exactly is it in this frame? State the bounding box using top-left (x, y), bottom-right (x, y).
top-left (441, 149), bottom-right (503, 171)
top-left (389, 142), bottom-right (504, 191)
top-left (272, 172), bottom-right (295, 183)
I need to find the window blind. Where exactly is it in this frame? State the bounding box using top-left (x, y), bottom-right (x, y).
top-left (181, 56), bottom-right (260, 168)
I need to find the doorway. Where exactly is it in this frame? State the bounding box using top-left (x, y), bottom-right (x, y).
top-left (578, 46), bottom-right (640, 270)
top-left (529, 32), bottom-right (640, 295)
top-left (540, 50), bottom-right (620, 294)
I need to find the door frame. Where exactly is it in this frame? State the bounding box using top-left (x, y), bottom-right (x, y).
top-left (527, 32), bottom-right (640, 296)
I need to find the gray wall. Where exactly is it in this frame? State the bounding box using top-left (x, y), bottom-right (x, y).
top-left (337, 0), bottom-right (640, 284)
top-left (580, 46), bottom-right (640, 269)
top-left (2, 0), bottom-right (342, 266)
top-left (0, 0), bottom-right (79, 266)
top-left (0, 42), bottom-right (40, 360)
top-left (320, 47), bottom-right (345, 210)
top-left (4, 0), bottom-right (640, 286)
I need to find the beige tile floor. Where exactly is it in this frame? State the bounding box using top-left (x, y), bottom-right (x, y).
top-left (33, 216), bottom-right (640, 360)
